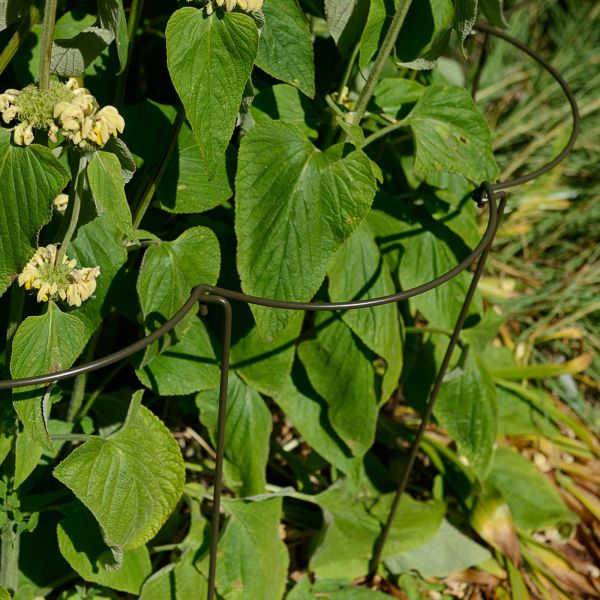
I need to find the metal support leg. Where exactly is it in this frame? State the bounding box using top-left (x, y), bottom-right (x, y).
top-left (201, 295), bottom-right (233, 600)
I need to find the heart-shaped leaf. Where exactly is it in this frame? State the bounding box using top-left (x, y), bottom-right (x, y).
top-left (236, 121), bottom-right (377, 340)
top-left (166, 7), bottom-right (258, 175)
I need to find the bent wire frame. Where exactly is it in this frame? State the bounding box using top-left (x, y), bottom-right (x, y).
top-left (0, 23), bottom-right (580, 600)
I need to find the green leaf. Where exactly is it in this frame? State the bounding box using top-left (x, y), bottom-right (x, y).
top-left (87, 151), bottom-right (135, 239)
top-left (166, 8), bottom-right (258, 175)
top-left (299, 314), bottom-right (378, 457)
top-left (231, 310), bottom-right (303, 397)
top-left (487, 446), bottom-right (577, 533)
top-left (51, 26), bottom-right (114, 77)
top-left (373, 78), bottom-right (425, 115)
top-left (69, 213), bottom-right (128, 343)
top-left (327, 222), bottom-right (403, 402)
top-left (384, 519), bottom-right (491, 577)
top-left (250, 84), bottom-right (319, 139)
top-left (274, 377), bottom-right (355, 473)
top-left (97, 0), bottom-right (129, 71)
top-left (236, 121), bottom-right (377, 340)
top-left (0, 0), bottom-right (33, 31)
top-left (215, 498), bottom-right (288, 599)
top-left (311, 480), bottom-right (444, 579)
top-left (156, 124), bottom-right (233, 214)
top-left (325, 0), bottom-right (369, 55)
top-left (453, 0), bottom-right (477, 49)
top-left (197, 374), bottom-right (271, 497)
top-left (137, 226), bottom-right (220, 326)
top-left (53, 391), bottom-right (185, 552)
top-left (136, 317), bottom-right (220, 396)
top-left (11, 302), bottom-right (85, 451)
top-left (479, 0), bottom-right (506, 26)
top-left (434, 353), bottom-right (496, 479)
top-left (405, 84), bottom-right (498, 182)
top-left (256, 0), bottom-right (315, 97)
top-left (0, 130), bottom-right (70, 298)
top-left (140, 550), bottom-right (208, 600)
top-left (57, 508), bottom-right (152, 594)
top-left (14, 428), bottom-right (43, 489)
top-left (289, 577), bottom-right (391, 599)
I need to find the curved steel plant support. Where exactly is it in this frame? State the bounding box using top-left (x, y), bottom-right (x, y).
top-left (0, 24), bottom-right (580, 600)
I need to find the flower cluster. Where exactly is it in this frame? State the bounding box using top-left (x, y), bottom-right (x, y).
top-left (0, 79), bottom-right (125, 149)
top-left (18, 245), bottom-right (101, 308)
top-left (189, 0), bottom-right (263, 14)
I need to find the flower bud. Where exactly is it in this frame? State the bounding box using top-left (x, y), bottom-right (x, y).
top-left (13, 122), bottom-right (34, 146)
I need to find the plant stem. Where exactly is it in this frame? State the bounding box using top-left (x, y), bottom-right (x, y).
top-left (38, 0), bottom-right (59, 90)
top-left (114, 0), bottom-right (146, 107)
top-left (5, 286), bottom-right (24, 369)
top-left (348, 0), bottom-right (414, 130)
top-left (0, 5), bottom-right (40, 78)
top-left (56, 153), bottom-right (87, 267)
top-left (0, 525), bottom-right (19, 593)
top-left (132, 107), bottom-right (185, 228)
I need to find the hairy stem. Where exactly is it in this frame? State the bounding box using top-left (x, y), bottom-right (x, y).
top-left (0, 525), bottom-right (19, 593)
top-left (115, 0), bottom-right (146, 107)
top-left (0, 5), bottom-right (40, 78)
top-left (132, 106), bottom-right (185, 228)
top-left (361, 119), bottom-right (408, 148)
top-left (38, 0), bottom-right (59, 90)
top-left (349, 0), bottom-right (414, 129)
top-left (56, 154), bottom-right (87, 267)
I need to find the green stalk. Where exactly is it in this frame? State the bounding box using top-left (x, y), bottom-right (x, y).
top-left (349, 0), bottom-right (414, 128)
top-left (114, 0), bottom-right (146, 107)
top-left (38, 0), bottom-right (59, 90)
top-left (361, 119), bottom-right (408, 148)
top-left (0, 525), bottom-right (19, 592)
top-left (0, 5), bottom-right (40, 78)
top-left (56, 154), bottom-right (87, 267)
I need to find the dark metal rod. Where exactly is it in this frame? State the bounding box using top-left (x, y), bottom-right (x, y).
top-left (203, 296), bottom-right (233, 600)
top-left (474, 23), bottom-right (580, 192)
top-left (367, 185), bottom-right (508, 578)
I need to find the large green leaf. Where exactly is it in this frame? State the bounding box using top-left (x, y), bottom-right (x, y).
top-left (156, 124), bottom-right (233, 214)
top-left (327, 222), bottom-right (403, 402)
top-left (231, 310), bottom-right (303, 397)
top-left (488, 446), bottom-right (577, 533)
top-left (57, 508), bottom-right (152, 594)
top-left (384, 519), bottom-right (491, 577)
top-left (97, 0), bottom-right (128, 71)
top-left (256, 0), bottom-right (315, 97)
top-left (236, 121), bottom-right (377, 340)
top-left (311, 480), bottom-right (444, 579)
top-left (434, 353), bottom-right (496, 479)
top-left (166, 8), bottom-right (258, 175)
top-left (137, 225), bottom-right (220, 325)
top-left (215, 498), bottom-right (288, 600)
top-left (299, 315), bottom-right (378, 457)
top-left (0, 130), bottom-right (70, 297)
top-left (87, 151), bottom-right (135, 239)
top-left (140, 550), bottom-right (208, 599)
top-left (54, 392), bottom-right (185, 553)
top-left (197, 374), bottom-right (271, 497)
top-left (274, 377), bottom-right (355, 473)
top-left (136, 317), bottom-right (220, 396)
top-left (405, 84), bottom-right (498, 182)
top-left (325, 0), bottom-right (369, 55)
top-left (69, 213), bottom-right (128, 343)
top-left (11, 302), bottom-right (85, 451)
